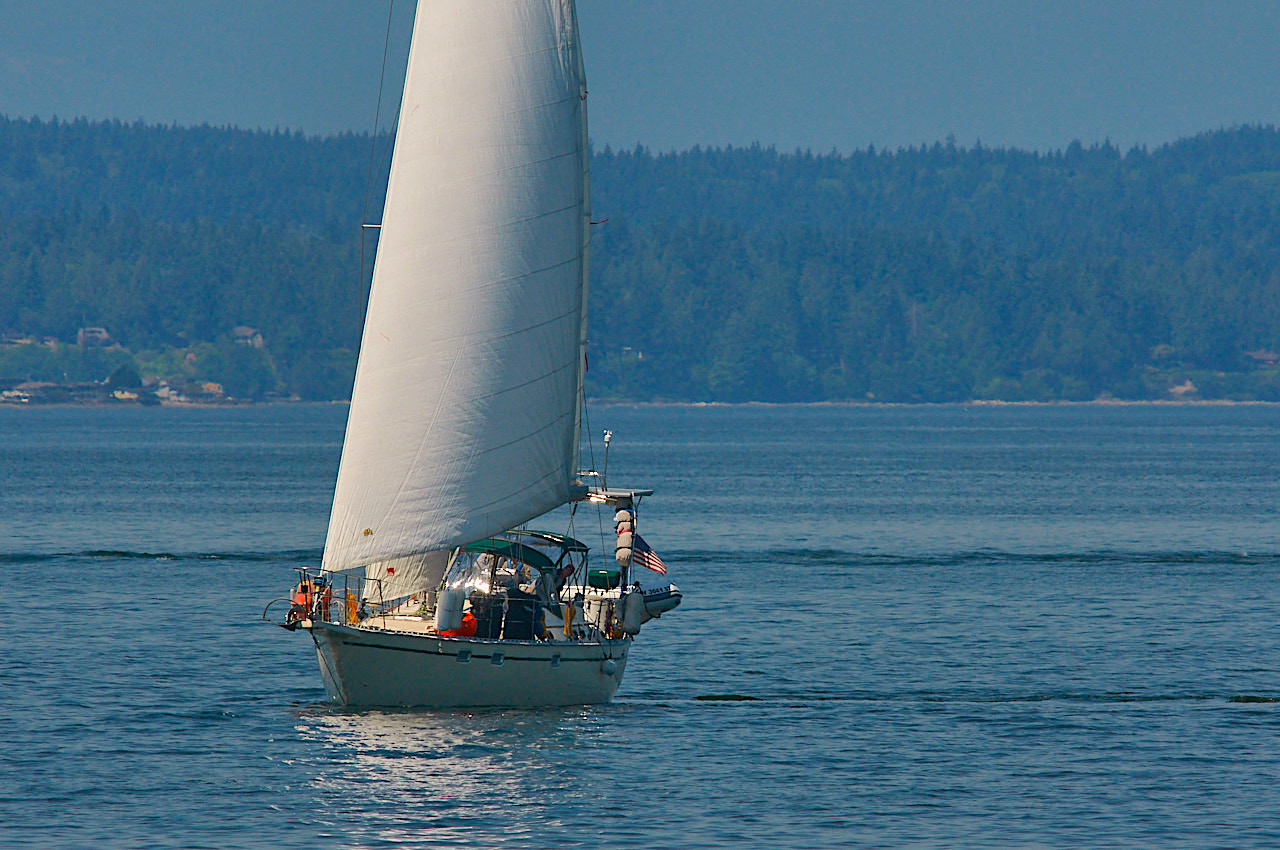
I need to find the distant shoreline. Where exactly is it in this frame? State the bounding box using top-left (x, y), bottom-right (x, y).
top-left (6, 397), bottom-right (1280, 410)
top-left (591, 398), bottom-right (1280, 408)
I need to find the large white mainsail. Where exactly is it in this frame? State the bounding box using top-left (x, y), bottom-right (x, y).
top-left (323, 0), bottom-right (591, 577)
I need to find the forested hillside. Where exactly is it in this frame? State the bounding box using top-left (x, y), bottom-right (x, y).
top-left (3, 116), bottom-right (1280, 401)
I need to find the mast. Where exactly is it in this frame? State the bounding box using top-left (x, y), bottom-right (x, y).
top-left (572, 0), bottom-right (591, 474)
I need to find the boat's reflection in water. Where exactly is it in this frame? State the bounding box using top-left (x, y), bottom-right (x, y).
top-left (295, 705), bottom-right (622, 843)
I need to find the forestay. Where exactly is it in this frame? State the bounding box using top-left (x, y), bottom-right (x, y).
top-left (323, 0), bottom-right (591, 574)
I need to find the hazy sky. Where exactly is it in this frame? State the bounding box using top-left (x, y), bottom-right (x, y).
top-left (2, 1), bottom-right (1280, 152)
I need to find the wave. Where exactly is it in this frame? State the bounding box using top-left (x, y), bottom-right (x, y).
top-left (4, 546), bottom-right (1271, 569)
top-left (681, 690), bottom-right (1280, 705)
top-left (664, 547), bottom-right (1280, 568)
top-left (0, 548), bottom-right (321, 565)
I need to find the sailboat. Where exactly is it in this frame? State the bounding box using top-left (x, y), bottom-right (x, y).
top-left (269, 0), bottom-right (681, 708)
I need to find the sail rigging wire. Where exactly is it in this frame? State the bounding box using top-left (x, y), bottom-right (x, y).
top-left (581, 395), bottom-right (597, 473)
top-left (363, 0), bottom-right (397, 225)
top-left (575, 401), bottom-right (611, 559)
top-left (359, 0), bottom-right (399, 303)
top-left (576, 392), bottom-right (610, 555)
top-left (565, 500), bottom-right (581, 569)
top-left (596, 502), bottom-right (608, 568)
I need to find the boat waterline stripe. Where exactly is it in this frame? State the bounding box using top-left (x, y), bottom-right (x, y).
top-left (339, 639), bottom-right (623, 663)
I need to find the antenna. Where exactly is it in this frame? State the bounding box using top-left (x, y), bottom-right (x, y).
top-left (602, 430), bottom-right (613, 489)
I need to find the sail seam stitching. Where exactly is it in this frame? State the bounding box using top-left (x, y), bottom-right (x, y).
top-left (441, 199), bottom-right (579, 246)
top-left (422, 149), bottom-right (579, 201)
top-left (412, 308), bottom-right (577, 357)
top-left (471, 412), bottom-right (574, 463)
top-left (469, 359), bottom-right (576, 405)
top-left (418, 253), bottom-right (580, 313)
top-left (464, 464), bottom-right (567, 514)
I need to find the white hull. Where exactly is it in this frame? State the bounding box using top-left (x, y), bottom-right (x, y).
top-left (309, 621), bottom-right (630, 708)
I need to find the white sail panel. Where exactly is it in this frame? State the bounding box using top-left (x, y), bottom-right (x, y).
top-left (323, 0), bottom-right (590, 572)
top-left (362, 551), bottom-right (451, 605)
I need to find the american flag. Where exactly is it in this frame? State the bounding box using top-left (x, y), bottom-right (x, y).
top-left (631, 535), bottom-right (667, 575)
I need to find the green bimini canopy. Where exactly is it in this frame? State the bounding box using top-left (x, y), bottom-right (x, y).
top-left (461, 539), bottom-right (556, 572)
top-left (504, 529), bottom-right (590, 552)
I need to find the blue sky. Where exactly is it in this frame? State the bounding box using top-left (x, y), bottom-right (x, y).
top-left (2, 1), bottom-right (1279, 152)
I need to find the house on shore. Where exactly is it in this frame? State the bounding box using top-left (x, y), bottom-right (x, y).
top-left (233, 326), bottom-right (265, 349)
top-left (78, 327), bottom-right (111, 346)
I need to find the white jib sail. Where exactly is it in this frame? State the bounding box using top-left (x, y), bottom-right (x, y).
top-left (362, 551), bottom-right (451, 605)
top-left (323, 0), bottom-right (590, 574)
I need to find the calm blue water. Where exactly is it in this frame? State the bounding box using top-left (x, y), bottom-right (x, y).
top-left (3, 403), bottom-right (1280, 848)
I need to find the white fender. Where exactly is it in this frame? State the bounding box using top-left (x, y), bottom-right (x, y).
top-left (620, 589), bottom-right (647, 634)
top-left (434, 586), bottom-right (465, 632)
